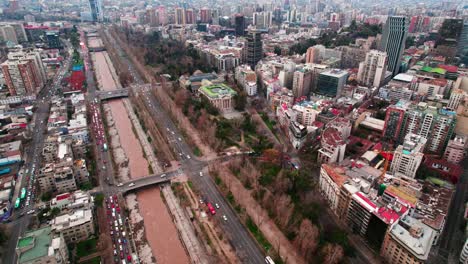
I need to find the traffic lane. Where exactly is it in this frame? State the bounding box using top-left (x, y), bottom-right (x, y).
top-left (193, 170), bottom-right (265, 264)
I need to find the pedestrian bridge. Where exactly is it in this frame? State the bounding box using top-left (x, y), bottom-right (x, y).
top-left (117, 169), bottom-right (180, 194)
top-left (96, 89), bottom-right (129, 100)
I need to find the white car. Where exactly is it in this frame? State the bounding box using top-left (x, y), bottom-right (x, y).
top-left (117, 183), bottom-right (123, 187)
top-left (160, 174), bottom-right (166, 178)
top-left (222, 215), bottom-right (228, 221)
top-left (128, 183), bottom-right (135, 187)
top-left (215, 203), bottom-right (220, 209)
top-left (186, 155), bottom-right (191, 159)
top-left (27, 209), bottom-right (35, 215)
top-left (199, 172), bottom-right (203, 177)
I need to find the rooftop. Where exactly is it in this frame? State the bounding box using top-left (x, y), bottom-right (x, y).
top-left (199, 83), bottom-right (237, 99)
top-left (389, 216), bottom-right (435, 260)
top-left (17, 226), bottom-right (52, 263)
top-left (393, 73), bottom-right (415, 83)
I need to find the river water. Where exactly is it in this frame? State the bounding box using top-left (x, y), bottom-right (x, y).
top-left (92, 49), bottom-right (189, 264)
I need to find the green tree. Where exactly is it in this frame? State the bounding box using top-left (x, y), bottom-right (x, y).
top-left (94, 193), bottom-right (104, 207)
top-left (50, 207), bottom-right (61, 217)
top-left (234, 90), bottom-right (247, 111)
top-left (405, 36), bottom-right (415, 48)
top-left (40, 192), bottom-right (53, 202)
top-left (274, 46), bottom-right (282, 55)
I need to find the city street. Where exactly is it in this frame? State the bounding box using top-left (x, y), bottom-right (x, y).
top-left (4, 45), bottom-right (73, 264)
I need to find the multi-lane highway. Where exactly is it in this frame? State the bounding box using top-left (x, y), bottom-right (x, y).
top-left (103, 27), bottom-right (266, 264)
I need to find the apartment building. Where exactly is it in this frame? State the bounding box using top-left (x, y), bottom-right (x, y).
top-left (357, 50), bottom-right (388, 88)
top-left (1, 48), bottom-right (46, 96)
top-left (448, 88), bottom-right (466, 110)
top-left (319, 164), bottom-right (348, 213)
top-left (444, 135), bottom-right (466, 164)
top-left (390, 133), bottom-right (426, 178)
top-left (288, 121), bottom-right (308, 149)
top-left (318, 127), bottom-right (346, 164)
top-left (235, 65), bottom-right (257, 96)
top-left (52, 208), bottom-right (95, 243)
top-left (380, 216), bottom-right (435, 264)
top-left (292, 67), bottom-right (313, 98)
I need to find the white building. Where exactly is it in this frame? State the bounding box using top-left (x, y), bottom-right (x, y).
top-left (391, 133), bottom-right (426, 178)
top-left (318, 127), bottom-right (347, 164)
top-left (52, 208), bottom-right (95, 243)
top-left (448, 88), bottom-right (466, 110)
top-left (319, 164), bottom-right (348, 213)
top-left (235, 65), bottom-right (257, 96)
top-left (357, 50), bottom-right (388, 88)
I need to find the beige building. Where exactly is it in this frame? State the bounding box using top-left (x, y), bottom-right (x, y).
top-left (52, 208), bottom-right (95, 243)
top-left (444, 135), bottom-right (466, 164)
top-left (198, 83), bottom-right (237, 112)
top-left (381, 216), bottom-right (435, 264)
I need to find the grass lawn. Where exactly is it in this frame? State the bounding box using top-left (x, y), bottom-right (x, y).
top-left (193, 146), bottom-right (202, 157)
top-left (76, 238), bottom-right (98, 258)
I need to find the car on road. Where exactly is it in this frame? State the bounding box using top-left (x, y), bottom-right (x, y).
top-left (117, 183), bottom-right (123, 187)
top-left (199, 171), bottom-right (203, 177)
top-left (160, 174), bottom-right (166, 178)
top-left (187, 155), bottom-right (191, 159)
top-left (27, 209), bottom-right (35, 215)
top-left (128, 183), bottom-right (135, 187)
top-left (113, 250), bottom-right (117, 256)
top-left (120, 252), bottom-right (124, 259)
top-left (222, 215), bottom-right (228, 221)
top-left (215, 203), bottom-right (220, 209)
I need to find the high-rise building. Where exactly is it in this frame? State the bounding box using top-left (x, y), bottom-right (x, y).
top-left (246, 30), bottom-right (263, 68)
top-left (390, 133), bottom-right (426, 178)
top-left (234, 14), bottom-right (245, 36)
top-left (292, 67), bottom-right (312, 98)
top-left (287, 8), bottom-right (297, 22)
top-left (448, 88), bottom-right (466, 110)
top-left (211, 9), bottom-right (219, 25)
top-left (380, 16), bottom-right (408, 76)
top-left (0, 25), bottom-right (18, 44)
top-left (357, 50), bottom-right (388, 88)
top-left (253, 11), bottom-right (272, 29)
top-left (399, 103), bottom-right (457, 155)
top-left (175, 7), bottom-right (185, 25)
top-left (185, 9), bottom-right (195, 24)
top-left (382, 101), bottom-right (409, 142)
top-left (1, 48), bottom-right (46, 96)
top-left (444, 135), bottom-right (466, 164)
top-left (408, 15), bottom-right (430, 33)
top-left (88, 0), bottom-right (103, 22)
top-left (157, 6), bottom-right (167, 25)
top-left (315, 69), bottom-right (348, 98)
top-left (305, 46), bottom-right (319, 64)
top-left (200, 7), bottom-right (211, 23)
top-left (46, 31), bottom-right (61, 49)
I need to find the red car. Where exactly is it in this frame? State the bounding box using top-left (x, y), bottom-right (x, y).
top-left (127, 255), bottom-right (132, 261)
top-left (116, 207), bottom-right (121, 213)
